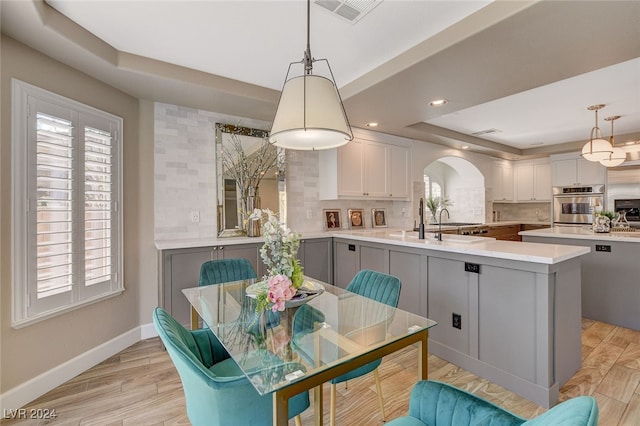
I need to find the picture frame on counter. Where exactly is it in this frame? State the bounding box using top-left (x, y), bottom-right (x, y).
top-left (323, 209), bottom-right (342, 230)
top-left (347, 208), bottom-right (365, 229)
top-left (372, 208), bottom-right (387, 228)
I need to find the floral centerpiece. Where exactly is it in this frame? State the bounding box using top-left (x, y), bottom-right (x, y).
top-left (249, 208), bottom-right (304, 312)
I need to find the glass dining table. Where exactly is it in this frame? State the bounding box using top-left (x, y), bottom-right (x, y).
top-left (183, 276), bottom-right (437, 426)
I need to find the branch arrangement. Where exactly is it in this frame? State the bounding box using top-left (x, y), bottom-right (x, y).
top-left (221, 133), bottom-right (279, 207)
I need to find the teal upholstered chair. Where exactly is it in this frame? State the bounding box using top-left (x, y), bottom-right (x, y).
top-left (191, 258), bottom-right (258, 329)
top-left (153, 307), bottom-right (309, 426)
top-left (387, 380), bottom-right (599, 426)
top-left (330, 269), bottom-right (402, 426)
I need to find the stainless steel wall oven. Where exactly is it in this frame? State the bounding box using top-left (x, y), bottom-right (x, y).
top-left (553, 185), bottom-right (605, 226)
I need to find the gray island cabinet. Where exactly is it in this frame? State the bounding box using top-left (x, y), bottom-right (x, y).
top-left (521, 227), bottom-right (640, 330)
top-left (331, 231), bottom-right (589, 408)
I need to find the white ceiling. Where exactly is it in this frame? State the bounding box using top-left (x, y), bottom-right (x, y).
top-left (3, 0), bottom-right (640, 159)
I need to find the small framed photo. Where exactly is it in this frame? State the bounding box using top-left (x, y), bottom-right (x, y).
top-left (347, 208), bottom-right (365, 229)
top-left (372, 208), bottom-right (387, 228)
top-left (323, 209), bottom-right (342, 230)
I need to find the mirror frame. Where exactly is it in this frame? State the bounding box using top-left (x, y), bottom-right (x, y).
top-left (215, 123), bottom-right (278, 238)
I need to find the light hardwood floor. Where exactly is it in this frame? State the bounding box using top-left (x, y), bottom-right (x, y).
top-left (3, 318), bottom-right (640, 425)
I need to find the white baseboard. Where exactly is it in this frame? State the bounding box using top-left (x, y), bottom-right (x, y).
top-left (141, 322), bottom-right (158, 339)
top-left (0, 326), bottom-right (146, 412)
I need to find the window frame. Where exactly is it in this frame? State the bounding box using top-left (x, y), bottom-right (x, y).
top-left (11, 79), bottom-right (124, 328)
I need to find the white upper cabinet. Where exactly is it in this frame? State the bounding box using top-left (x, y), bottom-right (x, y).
top-left (388, 143), bottom-right (410, 198)
top-left (492, 161), bottom-right (513, 202)
top-left (319, 130), bottom-right (411, 200)
top-left (550, 153), bottom-right (606, 186)
top-left (336, 138), bottom-right (364, 197)
top-left (515, 160), bottom-right (551, 201)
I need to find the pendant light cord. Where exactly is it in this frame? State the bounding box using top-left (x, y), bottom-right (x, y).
top-left (304, 0), bottom-right (312, 75)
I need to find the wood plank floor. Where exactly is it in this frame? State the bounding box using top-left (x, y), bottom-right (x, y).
top-left (3, 318), bottom-right (640, 425)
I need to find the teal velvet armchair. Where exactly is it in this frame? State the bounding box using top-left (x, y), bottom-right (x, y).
top-left (387, 380), bottom-right (598, 426)
top-left (153, 307), bottom-right (309, 426)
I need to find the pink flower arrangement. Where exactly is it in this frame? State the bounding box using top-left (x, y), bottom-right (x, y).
top-left (266, 274), bottom-right (296, 312)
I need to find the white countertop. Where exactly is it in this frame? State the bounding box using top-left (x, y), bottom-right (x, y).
top-left (330, 229), bottom-right (588, 265)
top-left (155, 232), bottom-right (330, 250)
top-left (156, 227), bottom-right (589, 265)
top-left (520, 226), bottom-right (640, 243)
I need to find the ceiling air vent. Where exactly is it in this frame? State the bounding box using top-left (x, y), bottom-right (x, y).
top-left (314, 0), bottom-right (383, 23)
top-left (471, 128), bottom-right (502, 136)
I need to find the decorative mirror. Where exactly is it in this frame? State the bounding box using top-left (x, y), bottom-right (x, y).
top-left (215, 124), bottom-right (285, 237)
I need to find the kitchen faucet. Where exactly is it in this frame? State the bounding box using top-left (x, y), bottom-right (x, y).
top-left (418, 197), bottom-right (425, 239)
top-left (435, 208), bottom-right (450, 241)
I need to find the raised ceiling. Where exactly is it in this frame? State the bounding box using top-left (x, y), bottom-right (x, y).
top-left (2, 0), bottom-right (639, 159)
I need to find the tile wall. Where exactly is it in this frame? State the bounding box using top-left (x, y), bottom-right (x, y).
top-left (492, 202), bottom-right (552, 223)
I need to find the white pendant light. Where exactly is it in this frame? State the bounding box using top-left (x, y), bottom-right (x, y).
top-left (581, 104), bottom-right (613, 161)
top-left (599, 115), bottom-right (627, 167)
top-left (269, 0), bottom-right (353, 151)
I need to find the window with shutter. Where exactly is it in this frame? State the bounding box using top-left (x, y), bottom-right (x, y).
top-left (12, 79), bottom-right (124, 327)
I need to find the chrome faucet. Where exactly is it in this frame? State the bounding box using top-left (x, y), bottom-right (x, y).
top-left (435, 208), bottom-right (450, 241)
top-left (418, 197), bottom-right (425, 239)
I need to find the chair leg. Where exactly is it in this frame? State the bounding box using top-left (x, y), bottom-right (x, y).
top-left (373, 368), bottom-right (386, 421)
top-left (294, 415), bottom-right (302, 426)
top-left (330, 383), bottom-right (337, 426)
top-left (190, 307), bottom-right (199, 330)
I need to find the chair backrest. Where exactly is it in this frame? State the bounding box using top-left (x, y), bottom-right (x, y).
top-left (346, 269), bottom-right (401, 308)
top-left (403, 380), bottom-right (598, 426)
top-left (153, 307), bottom-right (274, 425)
top-left (199, 258), bottom-right (257, 286)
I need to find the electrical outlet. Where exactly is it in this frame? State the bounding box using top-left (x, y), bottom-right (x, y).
top-left (190, 210), bottom-right (200, 223)
top-left (306, 210), bottom-right (313, 219)
top-left (452, 313), bottom-right (462, 330)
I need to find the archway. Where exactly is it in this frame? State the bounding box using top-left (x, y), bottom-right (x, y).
top-left (423, 157), bottom-right (485, 224)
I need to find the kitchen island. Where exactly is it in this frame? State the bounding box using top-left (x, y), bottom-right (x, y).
top-left (328, 229), bottom-right (588, 408)
top-left (521, 226), bottom-right (640, 331)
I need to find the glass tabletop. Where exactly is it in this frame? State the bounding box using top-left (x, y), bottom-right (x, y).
top-left (183, 277), bottom-right (437, 395)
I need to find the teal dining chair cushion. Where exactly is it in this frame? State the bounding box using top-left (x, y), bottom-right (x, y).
top-left (153, 307), bottom-right (309, 425)
top-left (386, 380), bottom-right (598, 426)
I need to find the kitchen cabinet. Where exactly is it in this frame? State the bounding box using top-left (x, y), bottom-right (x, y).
top-left (515, 161), bottom-right (551, 201)
top-left (389, 249), bottom-right (428, 316)
top-left (298, 237), bottom-right (333, 284)
top-left (551, 155), bottom-right (606, 186)
top-left (333, 241), bottom-right (360, 288)
top-left (333, 240), bottom-right (390, 288)
top-left (333, 238), bottom-right (426, 316)
top-left (521, 224), bottom-right (550, 232)
top-left (492, 161), bottom-right (514, 202)
top-left (328, 234), bottom-right (584, 407)
top-left (428, 257), bottom-right (474, 357)
top-left (319, 130), bottom-right (411, 200)
top-left (160, 242), bottom-right (265, 327)
top-left (485, 224), bottom-right (521, 241)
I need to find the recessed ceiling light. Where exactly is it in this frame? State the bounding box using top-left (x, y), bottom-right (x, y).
top-left (461, 145), bottom-right (469, 150)
top-left (366, 122), bottom-right (379, 127)
top-left (429, 99), bottom-right (448, 107)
